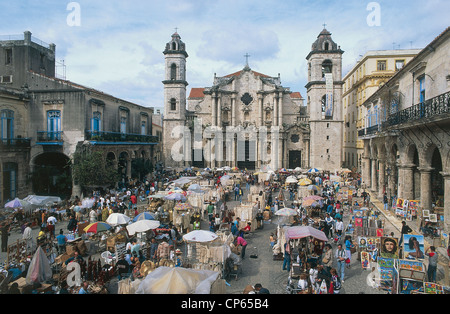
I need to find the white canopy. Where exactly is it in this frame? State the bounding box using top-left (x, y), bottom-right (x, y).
top-left (126, 220), bottom-right (160, 235)
top-left (106, 213), bottom-right (131, 226)
top-left (23, 195), bottom-right (61, 207)
top-left (135, 266), bottom-right (219, 294)
top-left (183, 230), bottom-right (218, 243)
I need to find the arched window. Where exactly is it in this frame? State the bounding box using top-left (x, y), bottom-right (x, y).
top-left (324, 42), bottom-right (329, 51)
top-left (322, 60), bottom-right (333, 77)
top-left (170, 63), bottom-right (177, 80)
top-left (170, 98), bottom-right (177, 111)
top-left (172, 42), bottom-right (177, 50)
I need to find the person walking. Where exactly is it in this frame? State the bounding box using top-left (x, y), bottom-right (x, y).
top-left (22, 223), bottom-right (33, 253)
top-left (282, 243), bottom-right (291, 271)
top-left (425, 246), bottom-right (439, 282)
top-left (335, 243), bottom-right (347, 282)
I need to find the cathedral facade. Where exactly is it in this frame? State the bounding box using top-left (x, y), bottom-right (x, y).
top-left (163, 29), bottom-right (344, 171)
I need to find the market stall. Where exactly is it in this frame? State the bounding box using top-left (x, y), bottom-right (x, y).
top-left (284, 226), bottom-right (328, 278)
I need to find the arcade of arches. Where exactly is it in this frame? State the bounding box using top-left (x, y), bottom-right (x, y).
top-left (32, 147), bottom-right (153, 199)
top-left (362, 137), bottom-right (450, 233)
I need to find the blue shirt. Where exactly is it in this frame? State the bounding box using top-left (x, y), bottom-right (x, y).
top-left (56, 234), bottom-right (67, 246)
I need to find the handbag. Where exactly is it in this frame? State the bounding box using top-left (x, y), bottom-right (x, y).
top-left (345, 258), bottom-right (350, 264)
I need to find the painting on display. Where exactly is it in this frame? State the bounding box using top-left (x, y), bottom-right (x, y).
top-left (360, 251), bottom-right (371, 269)
top-left (380, 236), bottom-right (399, 259)
top-left (355, 217), bottom-right (363, 227)
top-left (403, 234), bottom-right (425, 260)
top-left (424, 282), bottom-right (444, 294)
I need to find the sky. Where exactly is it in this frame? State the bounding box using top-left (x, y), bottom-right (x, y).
top-left (1, 0), bottom-right (449, 110)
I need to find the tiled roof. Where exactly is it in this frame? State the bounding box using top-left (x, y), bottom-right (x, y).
top-left (290, 92), bottom-right (303, 99)
top-left (189, 87), bottom-right (205, 98)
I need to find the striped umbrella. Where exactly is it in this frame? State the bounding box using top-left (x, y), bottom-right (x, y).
top-left (132, 212), bottom-right (156, 222)
top-left (83, 222), bottom-right (112, 234)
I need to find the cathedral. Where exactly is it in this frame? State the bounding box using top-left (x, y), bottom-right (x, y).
top-left (162, 28), bottom-right (344, 171)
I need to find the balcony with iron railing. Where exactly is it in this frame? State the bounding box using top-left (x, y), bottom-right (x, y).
top-left (36, 131), bottom-right (64, 145)
top-left (0, 137), bottom-right (31, 148)
top-left (386, 91), bottom-right (450, 127)
top-left (358, 91), bottom-right (450, 138)
top-left (85, 130), bottom-right (159, 144)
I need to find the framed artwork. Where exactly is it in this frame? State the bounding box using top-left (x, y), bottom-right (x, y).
top-left (360, 251), bottom-right (370, 269)
top-left (429, 214), bottom-right (437, 223)
top-left (422, 210), bottom-right (430, 217)
top-left (403, 234), bottom-right (425, 260)
top-left (380, 236), bottom-right (399, 259)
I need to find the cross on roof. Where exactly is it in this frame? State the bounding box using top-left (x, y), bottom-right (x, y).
top-left (174, 27), bottom-right (179, 33)
top-left (323, 23), bottom-right (327, 29)
top-left (244, 53), bottom-right (250, 66)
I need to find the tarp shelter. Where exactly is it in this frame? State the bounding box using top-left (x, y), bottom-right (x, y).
top-left (26, 246), bottom-right (52, 284)
top-left (135, 266), bottom-right (220, 294)
top-left (285, 226), bottom-right (328, 242)
top-left (23, 195), bottom-right (61, 207)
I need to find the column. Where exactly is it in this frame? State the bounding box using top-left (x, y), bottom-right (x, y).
top-left (418, 167), bottom-right (434, 212)
top-left (401, 164), bottom-right (416, 200)
top-left (371, 158), bottom-right (378, 193)
top-left (258, 95), bottom-right (263, 127)
top-left (217, 96), bottom-right (221, 129)
top-left (231, 96), bottom-right (236, 126)
top-left (274, 95), bottom-right (278, 126)
top-left (378, 159), bottom-right (386, 199)
top-left (278, 92), bottom-right (283, 127)
top-left (212, 95), bottom-right (217, 126)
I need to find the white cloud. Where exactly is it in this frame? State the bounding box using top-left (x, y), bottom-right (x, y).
top-left (2, 0), bottom-right (449, 108)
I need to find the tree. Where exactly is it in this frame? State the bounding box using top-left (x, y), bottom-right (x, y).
top-left (71, 149), bottom-right (120, 191)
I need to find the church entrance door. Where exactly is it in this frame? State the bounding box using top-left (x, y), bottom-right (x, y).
top-left (289, 150), bottom-right (302, 169)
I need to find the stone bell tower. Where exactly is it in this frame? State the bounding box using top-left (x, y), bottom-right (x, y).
top-left (162, 31), bottom-right (189, 167)
top-left (306, 27), bottom-right (344, 172)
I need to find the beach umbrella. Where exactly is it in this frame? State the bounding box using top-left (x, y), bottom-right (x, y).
top-left (231, 167), bottom-right (239, 171)
top-left (4, 198), bottom-right (30, 209)
top-left (279, 168), bottom-right (289, 173)
top-left (275, 208), bottom-right (298, 216)
top-left (126, 220), bottom-right (160, 236)
top-left (164, 193), bottom-right (187, 201)
top-left (307, 185), bottom-right (319, 191)
top-left (294, 167), bottom-right (302, 172)
top-left (285, 176), bottom-right (298, 184)
top-left (307, 168), bottom-right (319, 173)
top-left (106, 213), bottom-right (131, 226)
top-left (303, 195), bottom-right (323, 201)
top-left (173, 203), bottom-right (193, 211)
top-left (311, 200), bottom-right (323, 208)
top-left (302, 199), bottom-right (316, 207)
top-left (84, 222), bottom-right (111, 234)
top-left (133, 212), bottom-right (156, 222)
top-left (183, 230), bottom-right (218, 243)
top-left (340, 168), bottom-right (352, 173)
top-left (298, 178), bottom-right (312, 186)
top-left (188, 184), bottom-right (203, 191)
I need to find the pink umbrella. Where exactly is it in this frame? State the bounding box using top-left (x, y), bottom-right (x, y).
top-left (303, 195), bottom-right (323, 201)
top-left (284, 226), bottom-right (328, 242)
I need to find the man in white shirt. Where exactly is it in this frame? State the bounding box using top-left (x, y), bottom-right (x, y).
top-left (22, 223), bottom-right (33, 253)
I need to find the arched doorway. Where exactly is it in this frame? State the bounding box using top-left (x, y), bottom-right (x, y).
top-left (32, 153), bottom-right (72, 199)
top-left (431, 148), bottom-right (444, 207)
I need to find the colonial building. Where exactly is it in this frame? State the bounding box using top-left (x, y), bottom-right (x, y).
top-left (342, 49), bottom-right (421, 172)
top-left (163, 28), bottom-right (347, 171)
top-left (0, 31), bottom-right (159, 203)
top-left (359, 27), bottom-right (450, 232)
